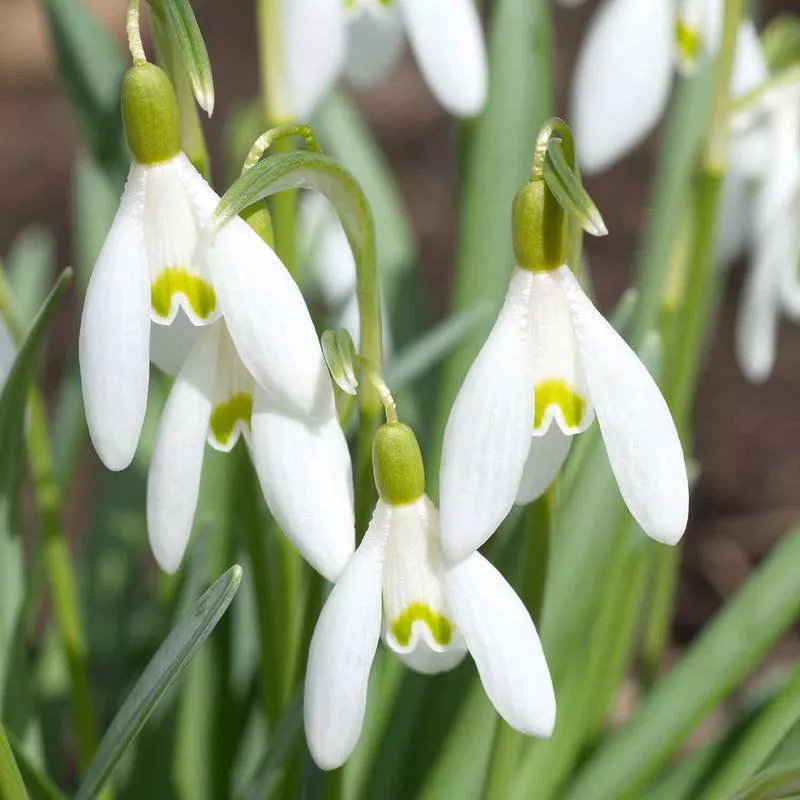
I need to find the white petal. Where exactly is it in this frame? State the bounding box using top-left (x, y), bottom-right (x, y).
top-left (558, 267), bottom-right (689, 545)
top-left (715, 169), bottom-right (752, 266)
top-left (528, 272), bottom-right (594, 434)
top-left (730, 20), bottom-right (769, 100)
top-left (79, 165), bottom-right (151, 471)
top-left (515, 425), bottom-right (572, 506)
top-left (282, 0), bottom-right (346, 120)
top-left (571, 0), bottom-right (673, 174)
top-left (736, 224), bottom-right (784, 383)
top-left (304, 502), bottom-right (390, 771)
top-left (150, 309), bottom-right (201, 376)
top-left (382, 497), bottom-right (468, 675)
top-left (445, 553), bottom-right (555, 737)
top-left (344, 5), bottom-right (406, 88)
top-left (250, 392), bottom-right (354, 582)
top-left (398, 0), bottom-right (487, 118)
top-left (206, 215), bottom-right (334, 420)
top-left (147, 330), bottom-right (215, 573)
top-left (439, 269), bottom-right (536, 564)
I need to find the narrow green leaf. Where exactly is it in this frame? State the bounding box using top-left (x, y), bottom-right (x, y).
top-left (236, 693), bottom-right (302, 800)
top-left (40, 0), bottom-right (128, 183)
top-left (7, 732), bottom-right (66, 800)
top-left (728, 763), bottom-right (800, 800)
top-left (544, 139), bottom-right (607, 237)
top-left (5, 228), bottom-right (56, 328)
top-left (75, 566), bottom-right (243, 800)
top-left (321, 329), bottom-right (359, 396)
top-left (385, 305), bottom-right (492, 393)
top-left (429, 0), bottom-right (553, 492)
top-left (149, 0), bottom-right (214, 115)
top-left (564, 527), bottom-right (800, 800)
top-left (700, 667), bottom-right (800, 800)
top-left (0, 724), bottom-right (28, 800)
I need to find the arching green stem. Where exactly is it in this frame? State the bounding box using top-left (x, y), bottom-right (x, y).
top-left (126, 0), bottom-right (147, 66)
top-left (242, 125), bottom-right (322, 173)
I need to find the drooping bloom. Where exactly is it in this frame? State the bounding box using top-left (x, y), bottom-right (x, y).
top-left (439, 180), bottom-right (688, 564)
top-left (283, 0), bottom-right (487, 120)
top-left (568, 0), bottom-right (762, 174)
top-left (305, 423), bottom-right (555, 770)
top-left (733, 90), bottom-right (800, 382)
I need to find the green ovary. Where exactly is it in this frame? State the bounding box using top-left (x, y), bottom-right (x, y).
top-left (151, 267), bottom-right (217, 321)
top-left (534, 379), bottom-right (586, 430)
top-left (675, 20), bottom-right (701, 63)
top-left (210, 393), bottom-right (253, 448)
top-left (390, 603), bottom-right (454, 647)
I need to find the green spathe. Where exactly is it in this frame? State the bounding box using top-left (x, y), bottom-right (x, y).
top-left (372, 422), bottom-right (425, 506)
top-left (512, 178), bottom-right (566, 272)
top-left (122, 63), bottom-right (181, 165)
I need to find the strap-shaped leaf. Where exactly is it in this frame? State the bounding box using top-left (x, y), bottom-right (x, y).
top-left (728, 763), bottom-right (800, 800)
top-left (74, 565), bottom-right (242, 800)
top-left (321, 329), bottom-right (359, 396)
top-left (148, 0), bottom-right (214, 116)
top-left (544, 139), bottom-right (607, 238)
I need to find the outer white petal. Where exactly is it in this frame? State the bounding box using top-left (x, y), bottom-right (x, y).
top-left (736, 224), bottom-right (784, 383)
top-left (571, 0), bottom-right (673, 174)
top-left (147, 330), bottom-right (215, 574)
top-left (398, 0), bottom-right (487, 118)
top-left (79, 165), bottom-right (151, 471)
top-left (282, 0), bottom-right (347, 120)
top-left (716, 170), bottom-right (752, 266)
top-left (206, 215), bottom-right (334, 420)
top-left (445, 553), bottom-right (555, 737)
top-left (250, 392), bottom-right (354, 582)
top-left (150, 309), bottom-right (201, 376)
top-left (304, 502), bottom-right (390, 771)
top-left (730, 20), bottom-right (769, 100)
top-left (558, 268), bottom-right (688, 545)
top-left (515, 426), bottom-right (572, 506)
top-left (439, 269), bottom-right (536, 564)
top-left (344, 6), bottom-right (406, 88)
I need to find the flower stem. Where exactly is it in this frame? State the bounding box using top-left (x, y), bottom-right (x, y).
top-left (27, 389), bottom-right (101, 775)
top-left (484, 486), bottom-right (555, 799)
top-left (126, 0), bottom-right (147, 66)
top-left (0, 724), bottom-right (28, 800)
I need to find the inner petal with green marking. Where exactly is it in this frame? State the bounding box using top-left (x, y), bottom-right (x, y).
top-left (390, 602), bottom-right (454, 648)
top-left (151, 267), bottom-right (217, 324)
top-left (675, 20), bottom-right (702, 66)
top-left (209, 392), bottom-right (253, 452)
top-left (534, 378), bottom-right (588, 432)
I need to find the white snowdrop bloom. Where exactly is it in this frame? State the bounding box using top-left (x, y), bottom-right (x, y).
top-left (283, 0), bottom-right (487, 120)
top-left (439, 180), bottom-right (688, 564)
top-left (147, 312), bottom-right (355, 579)
top-left (734, 95), bottom-right (800, 383)
top-left (304, 423), bottom-right (555, 770)
top-left (569, 0), bottom-right (762, 174)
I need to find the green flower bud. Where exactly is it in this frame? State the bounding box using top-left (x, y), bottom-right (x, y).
top-left (512, 179), bottom-right (566, 272)
top-left (372, 422), bottom-right (425, 506)
top-left (241, 201), bottom-right (275, 248)
top-left (122, 64), bottom-right (181, 166)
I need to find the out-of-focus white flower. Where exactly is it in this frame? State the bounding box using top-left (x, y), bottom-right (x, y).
top-left (440, 265), bottom-right (688, 564)
top-left (304, 423), bottom-right (555, 770)
top-left (283, 0), bottom-right (487, 120)
top-left (733, 93), bottom-right (800, 382)
top-left (0, 318), bottom-right (15, 390)
top-left (569, 0), bottom-right (761, 174)
top-left (300, 194), bottom-right (392, 354)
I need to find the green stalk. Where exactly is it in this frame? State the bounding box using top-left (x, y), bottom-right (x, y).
top-left (641, 0), bottom-right (743, 682)
top-left (0, 725), bottom-right (28, 800)
top-left (26, 391), bottom-right (100, 775)
top-left (483, 487), bottom-right (554, 800)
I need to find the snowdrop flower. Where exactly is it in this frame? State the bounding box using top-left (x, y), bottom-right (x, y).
top-left (305, 422), bottom-right (555, 770)
top-left (734, 92), bottom-right (800, 382)
top-left (569, 0), bottom-right (762, 174)
top-left (283, 0), bottom-right (487, 120)
top-left (147, 313), bottom-right (355, 579)
top-left (440, 177), bottom-right (688, 564)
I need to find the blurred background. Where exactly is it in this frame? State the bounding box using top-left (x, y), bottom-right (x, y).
top-left (1, 0), bottom-right (799, 707)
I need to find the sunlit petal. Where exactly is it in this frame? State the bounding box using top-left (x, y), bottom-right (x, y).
top-left (344, 5), bottom-right (406, 88)
top-left (439, 269), bottom-right (536, 563)
top-left (304, 502), bottom-right (390, 771)
top-left (445, 552), bottom-right (555, 737)
top-left (515, 425), bottom-right (572, 506)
